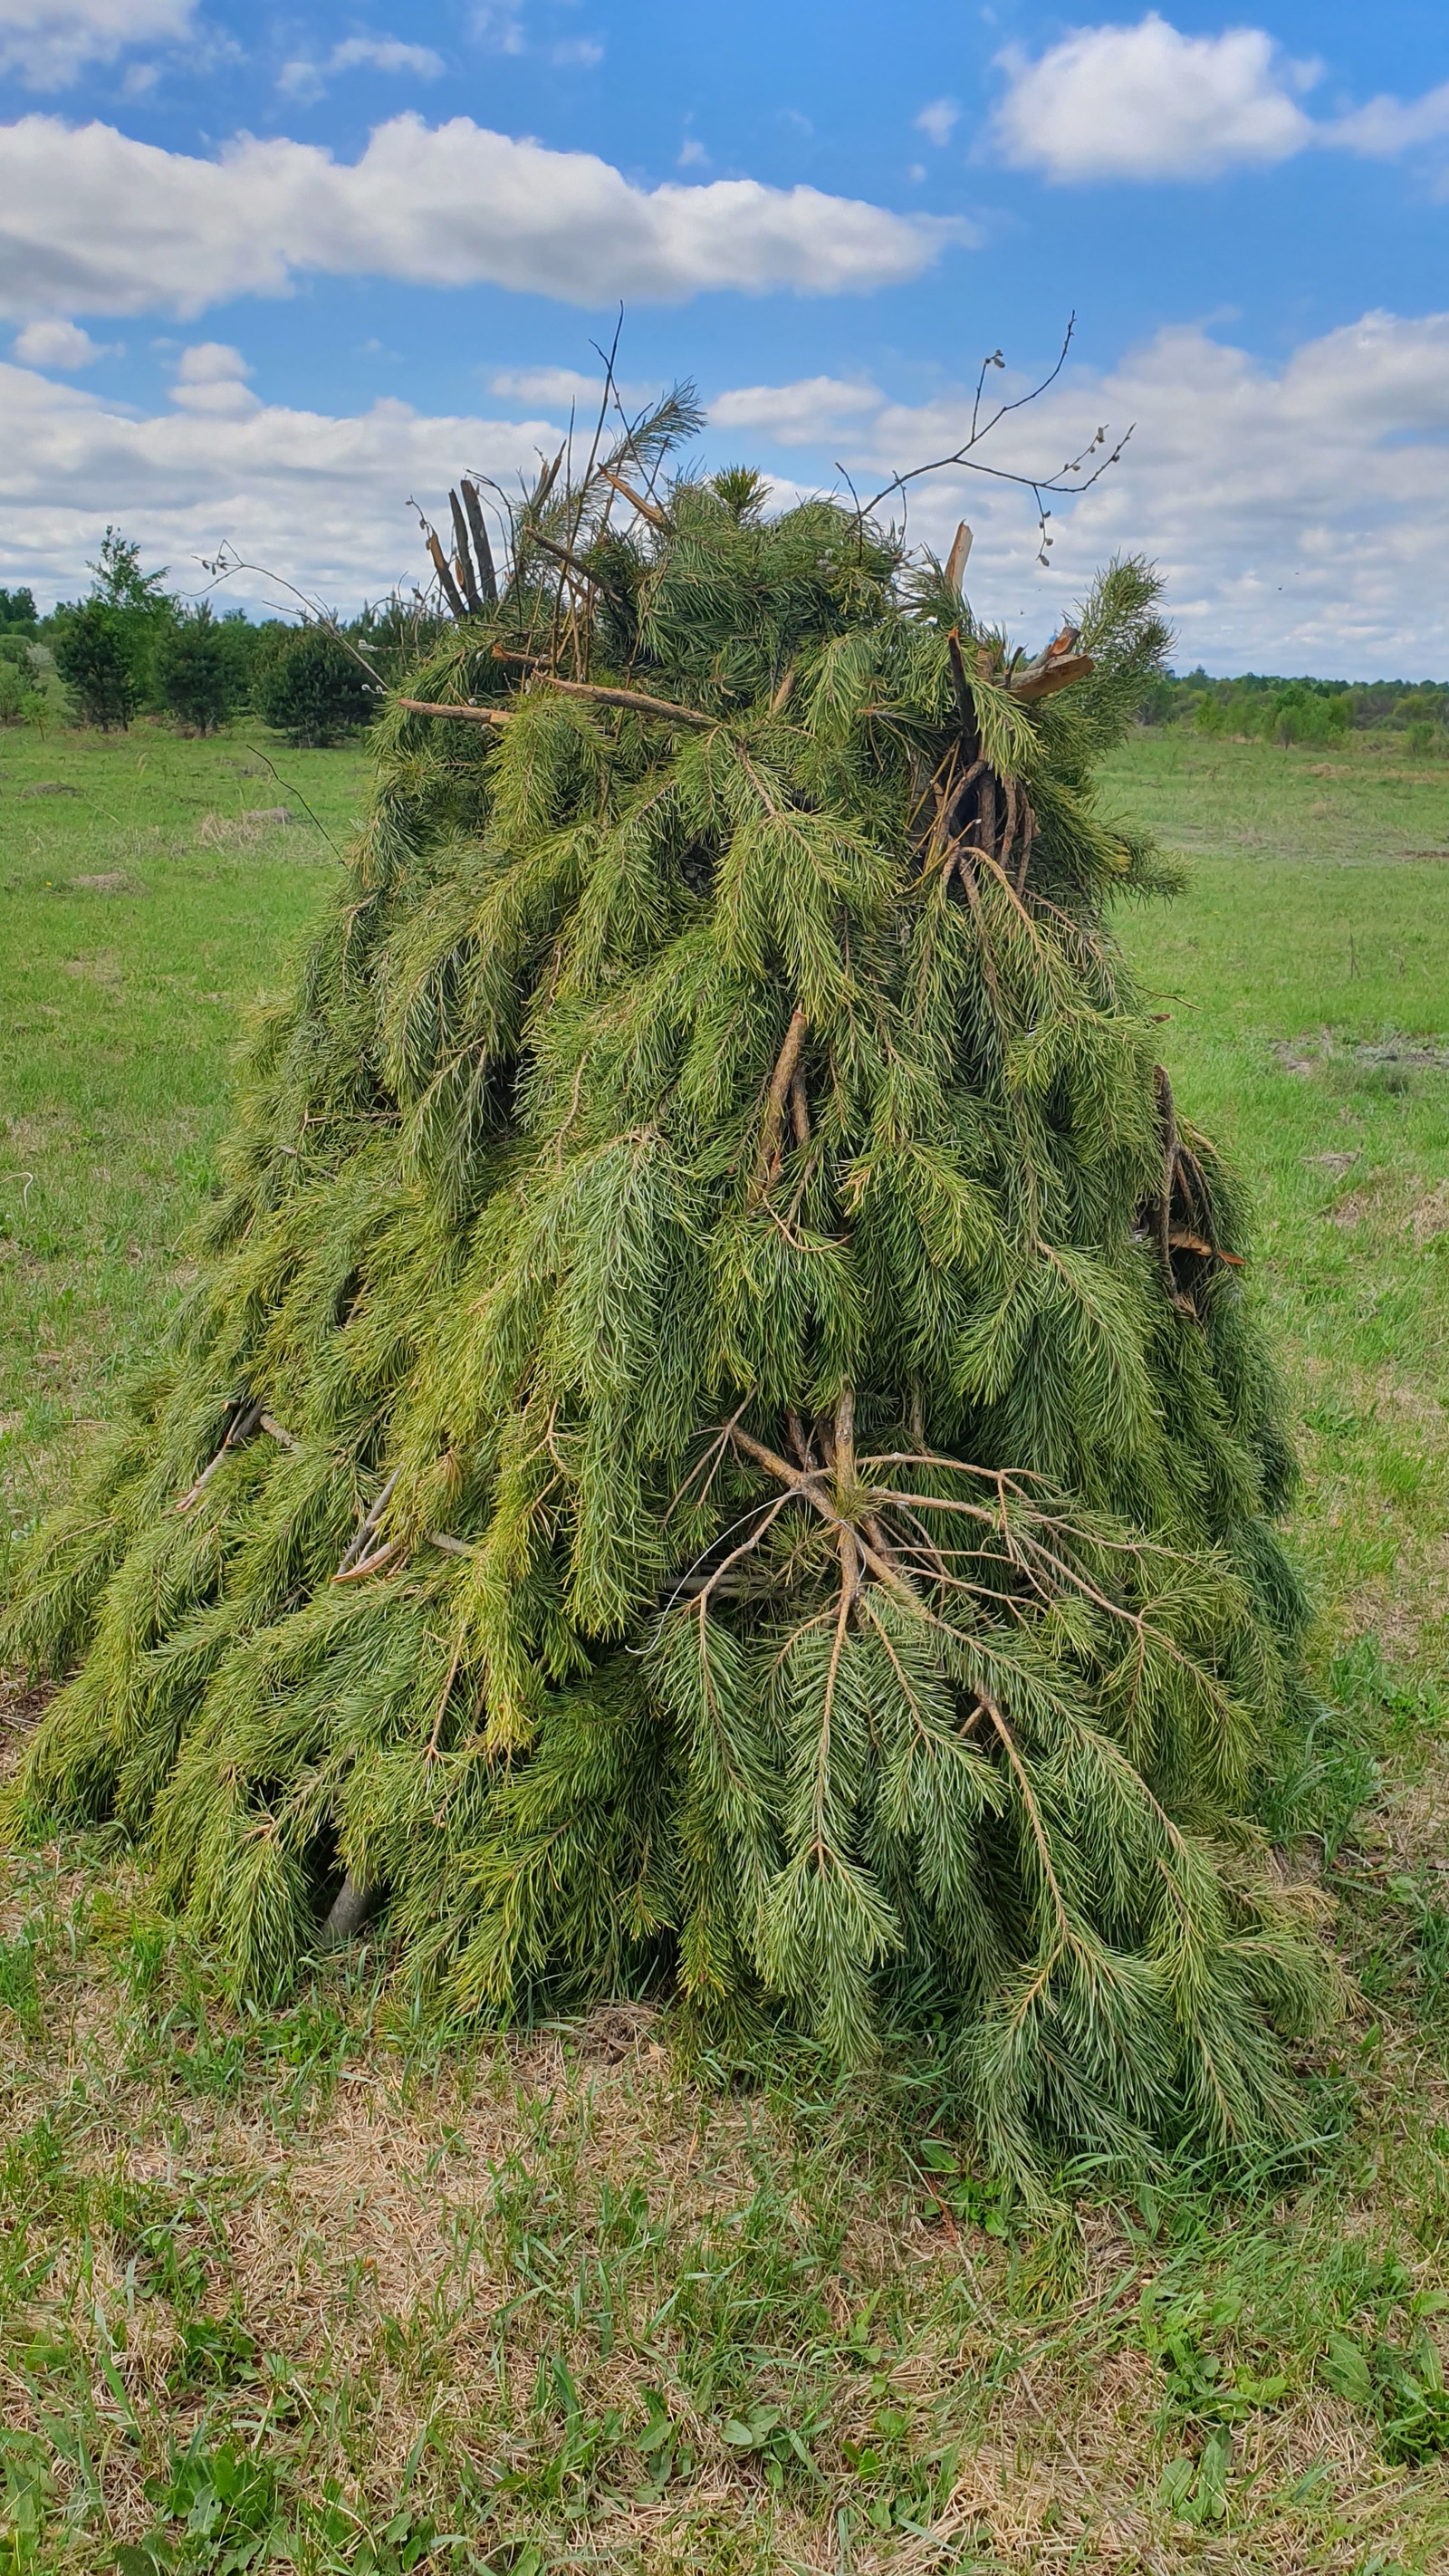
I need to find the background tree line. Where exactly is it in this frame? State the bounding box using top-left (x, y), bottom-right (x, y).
top-left (0, 529), bottom-right (444, 746)
top-left (1139, 666), bottom-right (1449, 750)
top-left (5, 527), bottom-right (1449, 754)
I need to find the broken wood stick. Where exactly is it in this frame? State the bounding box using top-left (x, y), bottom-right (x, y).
top-left (459, 478), bottom-right (499, 605)
top-left (541, 675), bottom-right (715, 729)
top-left (600, 464), bottom-right (670, 530)
top-left (945, 522), bottom-right (973, 591)
top-left (333, 1466), bottom-right (400, 1581)
top-left (448, 489), bottom-right (483, 614)
top-left (175, 1397), bottom-right (264, 1514)
top-left (1010, 651), bottom-right (1095, 704)
top-left (426, 530), bottom-right (466, 620)
top-left (396, 697), bottom-right (511, 726)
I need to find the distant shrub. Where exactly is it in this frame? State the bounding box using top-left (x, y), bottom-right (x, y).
top-left (0, 659), bottom-right (44, 725)
top-left (253, 626), bottom-right (376, 746)
top-left (53, 601), bottom-right (138, 729)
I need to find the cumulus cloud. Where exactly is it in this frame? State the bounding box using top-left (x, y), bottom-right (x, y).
top-left (701, 314), bottom-right (1449, 674)
top-left (915, 97), bottom-right (960, 149)
top-left (0, 114), bottom-right (957, 320)
top-left (993, 13), bottom-right (1449, 185)
top-left (489, 364), bottom-right (605, 407)
top-left (277, 34), bottom-right (446, 102)
top-left (13, 313), bottom-right (104, 365)
top-left (1332, 82), bottom-right (1449, 159)
top-left (169, 340), bottom-right (258, 417)
top-left (993, 14), bottom-right (1316, 182)
top-left (710, 376), bottom-right (884, 442)
top-left (0, 0), bottom-right (193, 88)
top-left (0, 360), bottom-right (563, 610)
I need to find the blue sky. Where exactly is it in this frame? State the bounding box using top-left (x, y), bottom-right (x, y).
top-left (2, 0), bottom-right (1448, 670)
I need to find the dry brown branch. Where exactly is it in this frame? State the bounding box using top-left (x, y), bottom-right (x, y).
top-left (426, 530), bottom-right (466, 620)
top-left (396, 697), bottom-right (511, 727)
top-left (1010, 651), bottom-right (1095, 704)
top-left (600, 464), bottom-right (670, 530)
top-left (528, 529), bottom-right (603, 588)
top-left (259, 1413), bottom-right (297, 1450)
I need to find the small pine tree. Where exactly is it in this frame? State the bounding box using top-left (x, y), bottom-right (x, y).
top-left (53, 600), bottom-right (137, 729)
top-left (156, 609), bottom-right (241, 734)
top-left (254, 625), bottom-right (376, 745)
top-left (53, 526), bottom-right (173, 727)
top-left (5, 414), bottom-right (1333, 2181)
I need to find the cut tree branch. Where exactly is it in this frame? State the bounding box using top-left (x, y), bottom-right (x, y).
top-left (542, 674), bottom-right (715, 729)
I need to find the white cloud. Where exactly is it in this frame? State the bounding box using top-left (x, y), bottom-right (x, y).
top-left (993, 14), bottom-right (1316, 182)
top-left (169, 340), bottom-right (257, 417)
top-left (6, 317), bottom-right (1449, 669)
top-left (277, 34), bottom-right (446, 101)
top-left (705, 313), bottom-right (1449, 673)
top-left (13, 313), bottom-right (103, 365)
top-left (0, 114), bottom-right (958, 320)
top-left (0, 358), bottom-right (564, 610)
top-left (709, 375), bottom-right (885, 442)
top-left (489, 363), bottom-right (604, 407)
top-left (0, 0), bottom-right (193, 87)
top-left (992, 13), bottom-right (1449, 186)
top-left (1331, 82), bottom-right (1449, 159)
top-left (551, 35), bottom-right (601, 67)
top-left (915, 97), bottom-right (960, 149)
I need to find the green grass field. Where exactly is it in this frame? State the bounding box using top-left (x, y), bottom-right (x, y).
top-left (5, 720), bottom-right (1449, 2573)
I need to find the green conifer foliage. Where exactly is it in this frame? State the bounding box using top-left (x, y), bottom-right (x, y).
top-left (5, 416), bottom-right (1333, 2178)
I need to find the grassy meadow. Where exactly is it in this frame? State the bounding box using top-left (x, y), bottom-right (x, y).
top-left (4, 718), bottom-right (1449, 2571)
